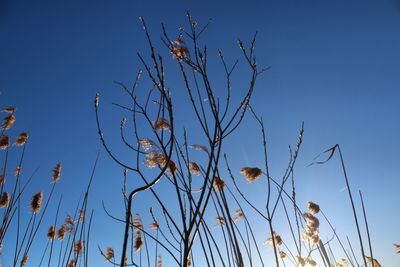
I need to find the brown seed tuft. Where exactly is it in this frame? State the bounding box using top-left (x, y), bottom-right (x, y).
top-left (14, 166), bottom-right (22, 177)
top-left (14, 132), bottom-right (28, 146)
top-left (57, 225), bottom-right (67, 241)
top-left (0, 192), bottom-right (10, 208)
top-left (74, 240), bottom-right (83, 255)
top-left (30, 192), bottom-right (43, 213)
top-left (153, 118), bottom-right (171, 131)
top-left (232, 209), bottom-right (244, 223)
top-left (139, 138), bottom-right (155, 151)
top-left (157, 255), bottom-right (162, 267)
top-left (307, 201), bottom-right (320, 215)
top-left (0, 135), bottom-right (10, 149)
top-left (189, 162), bottom-right (201, 176)
top-left (134, 230), bottom-right (144, 252)
top-left (395, 243), bottom-right (400, 253)
top-left (104, 247), bottom-right (114, 261)
top-left (47, 225), bottom-right (56, 240)
top-left (21, 254), bottom-right (28, 266)
top-left (52, 163), bottom-right (62, 182)
top-left (2, 107), bottom-right (16, 114)
top-left (240, 167), bottom-right (262, 183)
top-left (68, 259), bottom-right (76, 267)
top-left (213, 176), bottom-right (225, 192)
top-left (264, 231), bottom-right (283, 247)
top-left (1, 114), bottom-right (15, 130)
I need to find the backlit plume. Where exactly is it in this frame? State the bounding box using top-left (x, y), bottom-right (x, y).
top-left (240, 167), bottom-right (262, 183)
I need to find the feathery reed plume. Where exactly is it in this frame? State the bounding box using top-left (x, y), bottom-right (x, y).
top-left (65, 214), bottom-right (74, 232)
top-left (395, 243), bottom-right (400, 253)
top-left (0, 175), bottom-right (5, 185)
top-left (14, 132), bottom-right (28, 146)
top-left (74, 240), bottom-right (83, 255)
top-left (57, 225), bottom-right (67, 241)
top-left (232, 209), bottom-right (244, 223)
top-left (1, 114), bottom-right (15, 130)
top-left (139, 138), bottom-right (155, 151)
top-left (133, 230), bottom-right (144, 252)
top-left (145, 152), bottom-right (167, 168)
top-left (52, 163), bottom-right (62, 182)
top-left (305, 257), bottom-right (317, 266)
top-left (2, 107), bottom-right (16, 114)
top-left (189, 162), bottom-right (201, 176)
top-left (157, 255), bottom-right (162, 267)
top-left (149, 219), bottom-right (159, 230)
top-left (153, 118), bottom-right (171, 131)
top-left (295, 256), bottom-right (305, 267)
top-left (213, 176), bottom-right (225, 192)
top-left (171, 40), bottom-right (188, 59)
top-left (336, 258), bottom-right (349, 267)
top-left (133, 214), bottom-right (143, 230)
top-left (264, 231), bottom-right (283, 247)
top-left (0, 192), bottom-right (10, 208)
top-left (307, 201), bottom-right (320, 215)
top-left (365, 256), bottom-right (382, 267)
top-left (240, 167), bottom-right (262, 183)
top-left (14, 166), bottom-right (22, 177)
top-left (30, 192), bottom-right (43, 213)
top-left (47, 225), bottom-right (56, 240)
top-left (278, 251), bottom-right (286, 259)
top-left (78, 209), bottom-right (85, 222)
top-left (188, 144), bottom-right (208, 152)
top-left (216, 216), bottom-right (226, 226)
top-left (0, 135), bottom-right (9, 149)
top-left (302, 212), bottom-right (320, 245)
top-left (104, 247), bottom-right (114, 262)
top-left (95, 93), bottom-right (99, 107)
top-left (21, 254), bottom-right (28, 266)
top-left (68, 259), bottom-right (76, 267)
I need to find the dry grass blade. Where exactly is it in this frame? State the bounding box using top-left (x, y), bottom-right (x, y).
top-left (232, 209), bottom-right (244, 223)
top-left (189, 161), bottom-right (201, 176)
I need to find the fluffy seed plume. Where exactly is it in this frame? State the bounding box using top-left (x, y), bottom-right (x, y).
top-left (213, 176), bottom-right (225, 192)
top-left (139, 138), bottom-right (155, 151)
top-left (233, 209), bottom-right (244, 223)
top-left (188, 144), bottom-right (208, 152)
top-left (47, 225), bottom-right (56, 240)
top-left (68, 259), bottom-right (76, 267)
top-left (145, 152), bottom-right (167, 169)
top-left (264, 231), bottom-right (283, 247)
top-left (134, 230), bottom-right (144, 252)
top-left (307, 201), bottom-right (320, 215)
top-left (14, 132), bottom-right (28, 146)
top-left (296, 256), bottom-right (305, 267)
top-left (74, 240), bottom-right (83, 255)
top-left (30, 192), bottom-right (43, 213)
top-left (240, 167), bottom-right (262, 183)
top-left (104, 247), bottom-right (114, 262)
top-left (189, 162), bottom-right (201, 176)
top-left (14, 166), bottom-right (22, 177)
top-left (171, 44), bottom-right (188, 59)
top-left (305, 257), bottom-right (317, 266)
top-left (336, 258), bottom-right (348, 267)
top-left (0, 175), bottom-right (5, 185)
top-left (0, 192), bottom-right (10, 208)
top-left (2, 107), bottom-right (16, 114)
top-left (0, 135), bottom-right (10, 149)
top-left (1, 114), bottom-right (15, 130)
top-left (149, 219), bottom-right (159, 230)
top-left (57, 225), bottom-right (67, 241)
top-left (133, 214), bottom-right (143, 230)
top-left (365, 256), bottom-right (382, 267)
top-left (52, 163), bottom-right (62, 182)
top-left (395, 243), bottom-right (400, 253)
top-left (157, 255), bottom-right (162, 267)
top-left (21, 254), bottom-right (28, 266)
top-left (278, 251), bottom-right (287, 259)
top-left (153, 118), bottom-right (171, 131)
top-left (216, 216), bottom-right (226, 226)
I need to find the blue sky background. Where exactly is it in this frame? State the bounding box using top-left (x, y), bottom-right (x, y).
top-left (1, 0), bottom-right (399, 266)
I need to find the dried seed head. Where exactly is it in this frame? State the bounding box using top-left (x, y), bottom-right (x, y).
top-left (57, 225), bottom-right (67, 240)
top-left (189, 162), bottom-right (201, 176)
top-left (278, 251), bottom-right (287, 259)
top-left (395, 243), bottom-right (400, 253)
top-left (14, 132), bottom-right (28, 146)
top-left (307, 201), bottom-right (320, 215)
top-left (149, 219), bottom-right (159, 230)
top-left (0, 135), bottom-right (10, 150)
top-left (74, 240), bottom-right (83, 255)
top-left (303, 213), bottom-right (320, 228)
top-left (0, 192), bottom-right (10, 208)
top-left (171, 45), bottom-right (188, 59)
top-left (365, 256), bottom-right (382, 267)
top-left (188, 144), bottom-right (208, 152)
top-left (134, 230), bottom-right (144, 252)
top-left (30, 192), bottom-right (43, 213)
top-left (14, 166), bottom-right (22, 177)
top-left (157, 255), bottom-right (162, 267)
top-left (133, 214), bottom-right (143, 230)
top-left (213, 176), bottom-right (225, 192)
top-left (145, 152), bottom-right (167, 169)
top-left (296, 256), bottom-right (305, 267)
top-left (305, 257), bottom-right (317, 266)
top-left (233, 209), bottom-right (244, 223)
top-left (104, 247), bottom-right (114, 261)
top-left (166, 160), bottom-right (177, 175)
top-left (21, 254), bottom-right (28, 266)
top-left (51, 163), bottom-right (62, 182)
top-left (78, 210), bottom-right (85, 222)
top-left (240, 167), bottom-right (262, 183)
top-left (336, 258), bottom-right (349, 267)
top-left (216, 216), bottom-right (226, 226)
top-left (1, 114), bottom-right (15, 130)
top-left (0, 175), bottom-right (5, 185)
top-left (47, 225), bottom-right (56, 240)
top-left (139, 138), bottom-right (155, 151)
top-left (65, 214), bottom-right (74, 227)
top-left (68, 259), bottom-right (76, 267)
top-left (153, 118), bottom-right (171, 131)
top-left (264, 231), bottom-right (283, 247)
top-left (2, 107), bottom-right (16, 114)
top-left (95, 93), bottom-right (99, 107)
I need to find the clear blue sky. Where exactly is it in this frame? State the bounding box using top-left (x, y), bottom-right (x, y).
top-left (1, 0), bottom-right (399, 266)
